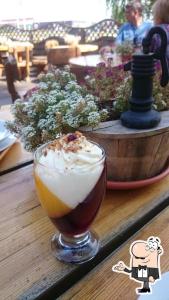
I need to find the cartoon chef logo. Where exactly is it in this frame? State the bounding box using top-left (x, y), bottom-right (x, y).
top-left (112, 236), bottom-right (163, 294)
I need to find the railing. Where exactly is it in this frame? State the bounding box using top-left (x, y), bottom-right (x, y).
top-left (0, 19), bottom-right (119, 45)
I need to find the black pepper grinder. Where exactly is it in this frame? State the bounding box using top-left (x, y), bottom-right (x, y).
top-left (121, 26), bottom-right (169, 129)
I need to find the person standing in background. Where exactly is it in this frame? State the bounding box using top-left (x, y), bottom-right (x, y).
top-left (116, 1), bottom-right (152, 46)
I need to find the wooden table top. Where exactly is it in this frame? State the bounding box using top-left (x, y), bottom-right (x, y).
top-left (1, 106), bottom-right (169, 299)
top-left (0, 42), bottom-right (33, 51)
top-left (1, 163), bottom-right (169, 299)
top-left (0, 107), bottom-right (33, 175)
top-left (0, 45), bottom-right (8, 52)
top-left (61, 204), bottom-right (169, 300)
top-left (77, 44), bottom-right (98, 53)
top-left (69, 54), bottom-right (122, 68)
top-left (47, 44), bottom-right (98, 53)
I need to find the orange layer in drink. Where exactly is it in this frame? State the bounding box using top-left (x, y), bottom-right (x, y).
top-left (34, 172), bottom-right (71, 218)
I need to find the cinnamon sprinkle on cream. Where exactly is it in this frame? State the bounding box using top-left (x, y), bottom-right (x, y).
top-left (46, 131), bottom-right (86, 154)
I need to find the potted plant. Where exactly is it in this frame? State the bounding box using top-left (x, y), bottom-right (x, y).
top-left (85, 62), bottom-right (125, 119)
top-left (81, 68), bottom-right (169, 181)
top-left (115, 41), bottom-right (134, 62)
top-left (6, 66), bottom-right (108, 152)
top-left (114, 71), bottom-right (169, 114)
top-left (7, 66), bottom-right (169, 182)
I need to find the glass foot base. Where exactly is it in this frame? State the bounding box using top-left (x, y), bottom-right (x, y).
top-left (51, 231), bottom-right (100, 264)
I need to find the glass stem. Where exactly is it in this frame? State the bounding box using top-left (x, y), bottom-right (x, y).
top-left (59, 231), bottom-right (90, 248)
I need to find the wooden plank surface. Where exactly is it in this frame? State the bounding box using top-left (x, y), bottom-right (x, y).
top-left (1, 165), bottom-right (169, 299)
top-left (60, 205), bottom-right (169, 300)
top-left (0, 107), bottom-right (33, 174)
top-left (83, 128), bottom-right (169, 181)
top-left (81, 111), bottom-right (169, 181)
top-left (77, 44), bottom-right (98, 54)
top-left (81, 110), bottom-right (169, 138)
top-left (0, 140), bottom-right (33, 174)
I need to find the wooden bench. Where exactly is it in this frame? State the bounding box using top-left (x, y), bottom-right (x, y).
top-left (0, 20), bottom-right (119, 74)
top-left (0, 19), bottom-right (119, 55)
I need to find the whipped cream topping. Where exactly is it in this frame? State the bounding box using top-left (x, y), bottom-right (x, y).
top-left (35, 132), bottom-right (105, 209)
top-left (40, 133), bottom-right (103, 172)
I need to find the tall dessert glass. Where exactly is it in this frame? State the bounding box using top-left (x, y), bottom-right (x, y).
top-left (34, 132), bottom-right (106, 264)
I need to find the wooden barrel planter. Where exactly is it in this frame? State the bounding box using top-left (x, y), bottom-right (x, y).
top-left (81, 111), bottom-right (169, 181)
top-left (47, 46), bottom-right (81, 65)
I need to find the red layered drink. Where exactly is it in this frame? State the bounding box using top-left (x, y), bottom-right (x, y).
top-left (34, 132), bottom-right (106, 235)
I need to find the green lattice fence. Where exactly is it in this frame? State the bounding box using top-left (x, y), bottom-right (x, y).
top-left (0, 19), bottom-right (119, 45)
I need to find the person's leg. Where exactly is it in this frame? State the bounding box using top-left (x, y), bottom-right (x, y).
top-left (4, 60), bottom-right (20, 103)
top-left (143, 280), bottom-right (150, 290)
top-left (137, 280), bottom-right (151, 293)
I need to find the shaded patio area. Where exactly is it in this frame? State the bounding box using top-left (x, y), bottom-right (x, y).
top-left (0, 77), bottom-right (36, 106)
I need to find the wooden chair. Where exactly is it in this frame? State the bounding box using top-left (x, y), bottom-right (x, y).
top-left (32, 38), bottom-right (63, 74)
top-left (13, 45), bottom-right (33, 81)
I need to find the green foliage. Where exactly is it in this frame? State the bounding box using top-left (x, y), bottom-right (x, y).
top-left (116, 41), bottom-right (134, 55)
top-left (6, 67), bottom-right (108, 152)
top-left (113, 75), bottom-right (132, 113)
top-left (113, 71), bottom-right (169, 114)
top-left (106, 0), bottom-right (128, 24)
top-left (106, 0), bottom-right (156, 24)
top-left (85, 62), bottom-right (125, 102)
top-left (7, 64), bottom-right (168, 153)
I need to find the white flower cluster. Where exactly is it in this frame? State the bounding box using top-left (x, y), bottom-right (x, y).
top-left (7, 67), bottom-right (108, 151)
